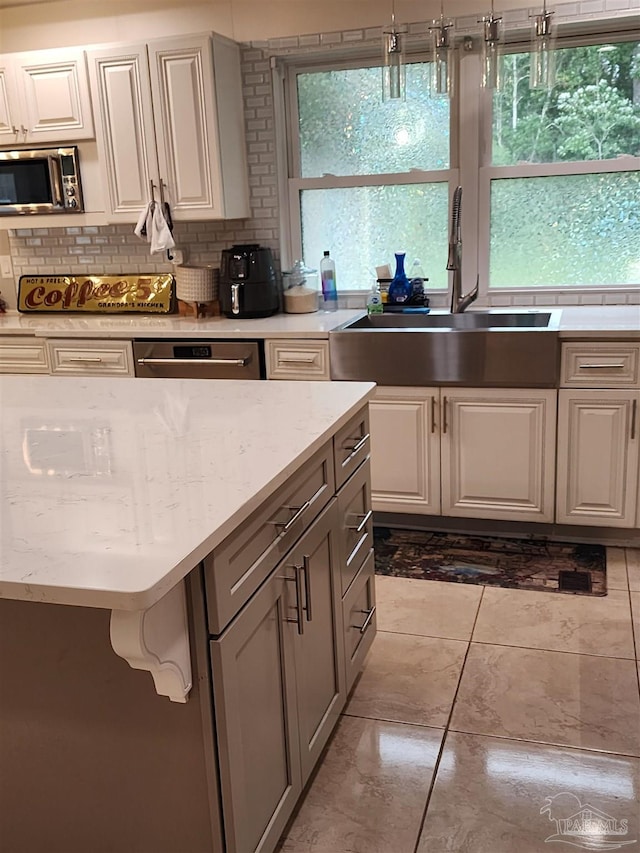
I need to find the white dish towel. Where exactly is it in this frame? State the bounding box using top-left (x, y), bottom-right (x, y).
top-left (134, 202), bottom-right (175, 254)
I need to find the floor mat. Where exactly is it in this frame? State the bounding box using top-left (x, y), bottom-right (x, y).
top-left (374, 528), bottom-right (607, 596)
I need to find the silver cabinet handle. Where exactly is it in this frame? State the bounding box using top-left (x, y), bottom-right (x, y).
top-left (632, 399), bottom-right (637, 441)
top-left (279, 354), bottom-right (317, 364)
top-left (357, 605), bottom-right (376, 634)
top-left (149, 179), bottom-right (156, 201)
top-left (293, 566), bottom-right (305, 635)
top-left (267, 500), bottom-right (311, 534)
top-left (442, 396), bottom-right (448, 434)
top-left (578, 363), bottom-right (626, 369)
top-left (346, 509), bottom-right (373, 533)
top-left (137, 357), bottom-right (249, 367)
top-left (281, 567), bottom-right (305, 635)
top-left (342, 433), bottom-right (370, 463)
top-left (431, 395), bottom-right (437, 433)
top-left (302, 554), bottom-right (312, 622)
top-left (342, 433), bottom-right (369, 452)
top-left (66, 356), bottom-right (104, 363)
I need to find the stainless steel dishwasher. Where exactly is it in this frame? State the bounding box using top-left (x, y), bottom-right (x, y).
top-left (133, 340), bottom-right (266, 379)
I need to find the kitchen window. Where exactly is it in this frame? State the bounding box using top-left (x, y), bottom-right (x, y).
top-left (281, 28), bottom-right (640, 304)
top-left (483, 39), bottom-right (640, 293)
top-left (284, 59), bottom-right (455, 296)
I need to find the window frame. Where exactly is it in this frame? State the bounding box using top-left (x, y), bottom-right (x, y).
top-left (474, 30), bottom-right (640, 303)
top-left (279, 25), bottom-right (640, 305)
top-left (283, 53), bottom-right (459, 306)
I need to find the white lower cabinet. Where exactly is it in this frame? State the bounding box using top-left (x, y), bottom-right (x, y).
top-left (556, 389), bottom-right (639, 528)
top-left (370, 386), bottom-right (557, 523)
top-left (0, 337), bottom-right (49, 374)
top-left (47, 339), bottom-right (134, 376)
top-left (210, 499), bottom-right (347, 853)
top-left (369, 387), bottom-right (440, 515)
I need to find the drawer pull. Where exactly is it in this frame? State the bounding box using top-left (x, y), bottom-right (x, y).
top-left (578, 363), bottom-right (626, 370)
top-left (346, 509), bottom-right (373, 533)
top-left (267, 500), bottom-right (311, 534)
top-left (66, 356), bottom-right (105, 363)
top-left (279, 354), bottom-right (317, 364)
top-left (302, 554), bottom-right (312, 622)
top-left (356, 605), bottom-right (376, 634)
top-left (632, 399), bottom-right (637, 441)
top-left (342, 433), bottom-right (370, 458)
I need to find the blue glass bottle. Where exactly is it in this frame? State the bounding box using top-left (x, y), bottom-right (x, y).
top-left (388, 253), bottom-right (412, 304)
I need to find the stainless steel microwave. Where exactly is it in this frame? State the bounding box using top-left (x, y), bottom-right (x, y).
top-left (0, 146), bottom-right (84, 215)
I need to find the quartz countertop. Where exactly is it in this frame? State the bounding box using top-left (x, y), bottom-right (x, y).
top-left (0, 309), bottom-right (361, 338)
top-left (0, 305), bottom-right (637, 338)
top-left (0, 376), bottom-right (375, 610)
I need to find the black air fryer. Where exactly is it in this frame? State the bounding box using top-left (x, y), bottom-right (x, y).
top-left (220, 244), bottom-right (279, 319)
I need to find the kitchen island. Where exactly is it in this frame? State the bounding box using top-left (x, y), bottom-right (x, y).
top-left (0, 375), bottom-right (376, 853)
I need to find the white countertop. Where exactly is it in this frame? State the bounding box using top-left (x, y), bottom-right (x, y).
top-left (0, 309), bottom-right (360, 339)
top-left (0, 305), bottom-right (638, 338)
top-left (0, 376), bottom-right (375, 611)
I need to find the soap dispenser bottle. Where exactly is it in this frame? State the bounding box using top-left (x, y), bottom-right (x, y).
top-left (388, 253), bottom-right (412, 304)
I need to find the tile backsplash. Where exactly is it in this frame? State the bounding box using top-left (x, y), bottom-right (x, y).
top-left (7, 43), bottom-right (278, 283)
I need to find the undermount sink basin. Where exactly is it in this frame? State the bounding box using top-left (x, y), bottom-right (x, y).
top-left (342, 310), bottom-right (557, 331)
top-left (329, 310), bottom-right (561, 387)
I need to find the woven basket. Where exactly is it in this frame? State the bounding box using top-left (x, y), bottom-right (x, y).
top-left (174, 265), bottom-right (219, 302)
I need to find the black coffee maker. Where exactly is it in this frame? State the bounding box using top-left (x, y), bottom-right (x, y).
top-left (219, 244), bottom-right (279, 319)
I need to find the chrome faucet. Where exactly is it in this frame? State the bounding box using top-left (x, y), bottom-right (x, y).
top-left (447, 186), bottom-right (479, 313)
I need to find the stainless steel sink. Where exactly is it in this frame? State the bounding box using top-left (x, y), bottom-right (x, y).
top-left (343, 310), bottom-right (556, 330)
top-left (329, 310), bottom-right (561, 387)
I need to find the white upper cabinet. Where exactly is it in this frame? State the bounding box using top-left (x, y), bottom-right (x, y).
top-left (0, 48), bottom-right (94, 145)
top-left (0, 59), bottom-right (20, 144)
top-left (88, 33), bottom-right (250, 222)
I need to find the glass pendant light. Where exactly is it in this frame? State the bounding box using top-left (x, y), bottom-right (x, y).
top-left (382, 0), bottom-right (406, 101)
top-left (479, 0), bottom-right (502, 90)
top-left (530, 0), bottom-right (556, 90)
top-left (429, 2), bottom-right (454, 98)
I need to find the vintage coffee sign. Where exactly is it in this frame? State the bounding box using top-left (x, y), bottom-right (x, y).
top-left (18, 274), bottom-right (174, 313)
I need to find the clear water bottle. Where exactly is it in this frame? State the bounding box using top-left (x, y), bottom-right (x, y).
top-left (320, 250), bottom-right (338, 312)
top-left (409, 258), bottom-right (427, 301)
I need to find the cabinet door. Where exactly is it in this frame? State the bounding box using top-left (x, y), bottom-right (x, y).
top-left (369, 386), bottom-right (441, 515)
top-left (0, 59), bottom-right (20, 144)
top-left (210, 573), bottom-right (302, 853)
top-left (148, 34), bottom-right (224, 220)
top-left (88, 44), bottom-right (159, 219)
top-left (15, 49), bottom-right (94, 142)
top-left (441, 389), bottom-right (556, 522)
top-left (556, 389), bottom-right (639, 527)
top-left (287, 501), bottom-right (345, 785)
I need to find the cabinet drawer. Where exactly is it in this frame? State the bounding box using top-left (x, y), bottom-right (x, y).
top-left (204, 442), bottom-right (335, 634)
top-left (561, 343), bottom-right (640, 388)
top-left (266, 340), bottom-right (330, 381)
top-left (337, 458), bottom-right (373, 597)
top-left (333, 406), bottom-right (370, 490)
top-left (47, 340), bottom-right (134, 376)
top-left (342, 550), bottom-right (376, 694)
top-left (0, 338), bottom-right (49, 373)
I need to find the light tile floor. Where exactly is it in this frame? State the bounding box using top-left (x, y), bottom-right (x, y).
top-left (278, 547), bottom-right (640, 853)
